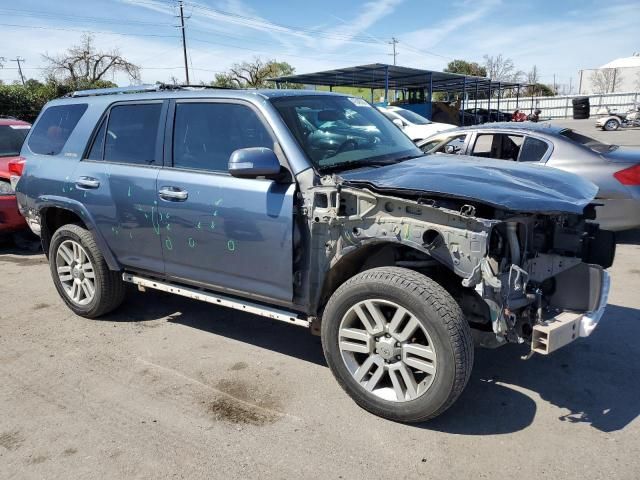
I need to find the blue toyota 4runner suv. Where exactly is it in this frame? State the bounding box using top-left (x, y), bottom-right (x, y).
top-left (15, 85), bottom-right (615, 422)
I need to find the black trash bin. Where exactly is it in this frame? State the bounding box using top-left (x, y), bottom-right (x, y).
top-left (572, 96), bottom-right (590, 119)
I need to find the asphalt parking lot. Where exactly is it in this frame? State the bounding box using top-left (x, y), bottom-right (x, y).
top-left (1, 121), bottom-right (639, 480)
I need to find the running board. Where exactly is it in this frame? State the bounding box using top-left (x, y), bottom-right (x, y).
top-left (122, 273), bottom-right (310, 328)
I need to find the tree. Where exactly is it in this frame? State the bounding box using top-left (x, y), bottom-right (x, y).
top-left (526, 65), bottom-right (540, 85)
top-left (43, 34), bottom-right (140, 88)
top-left (483, 54), bottom-right (524, 82)
top-left (444, 60), bottom-right (487, 77)
top-left (211, 58), bottom-right (301, 89)
top-left (590, 68), bottom-right (623, 94)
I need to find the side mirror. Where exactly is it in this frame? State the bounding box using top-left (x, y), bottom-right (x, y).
top-left (445, 145), bottom-right (458, 154)
top-left (228, 147), bottom-right (281, 179)
top-left (392, 118), bottom-right (405, 129)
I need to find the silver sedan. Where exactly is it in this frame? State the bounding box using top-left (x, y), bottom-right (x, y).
top-left (417, 122), bottom-right (640, 231)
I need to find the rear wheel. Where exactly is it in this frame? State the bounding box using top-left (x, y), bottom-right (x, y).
top-left (603, 118), bottom-right (620, 131)
top-left (49, 224), bottom-right (125, 318)
top-left (321, 267), bottom-right (473, 422)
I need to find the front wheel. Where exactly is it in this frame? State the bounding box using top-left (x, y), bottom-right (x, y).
top-left (321, 267), bottom-right (473, 423)
top-left (49, 224), bottom-right (125, 318)
top-left (603, 118), bottom-right (620, 131)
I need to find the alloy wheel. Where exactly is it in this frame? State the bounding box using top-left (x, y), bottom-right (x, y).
top-left (338, 299), bottom-right (437, 402)
top-left (56, 239), bottom-right (96, 306)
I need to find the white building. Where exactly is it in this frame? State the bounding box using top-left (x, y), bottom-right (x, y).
top-left (579, 54), bottom-right (640, 94)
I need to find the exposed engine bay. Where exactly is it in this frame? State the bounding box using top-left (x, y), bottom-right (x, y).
top-left (296, 173), bottom-right (615, 353)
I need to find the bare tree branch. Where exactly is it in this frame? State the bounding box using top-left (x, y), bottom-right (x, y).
top-left (590, 68), bottom-right (623, 94)
top-left (42, 34), bottom-right (140, 87)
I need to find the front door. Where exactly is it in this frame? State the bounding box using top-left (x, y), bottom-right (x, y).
top-left (156, 100), bottom-right (295, 302)
top-left (72, 101), bottom-right (167, 273)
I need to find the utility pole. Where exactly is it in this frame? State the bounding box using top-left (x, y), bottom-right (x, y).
top-left (178, 0), bottom-right (190, 84)
top-left (11, 57), bottom-right (26, 86)
top-left (388, 37), bottom-right (399, 66)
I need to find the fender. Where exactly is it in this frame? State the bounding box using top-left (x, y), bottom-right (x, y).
top-left (36, 195), bottom-right (121, 271)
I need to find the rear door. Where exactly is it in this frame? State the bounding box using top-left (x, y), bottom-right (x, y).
top-left (72, 101), bottom-right (167, 273)
top-left (156, 99), bottom-right (295, 302)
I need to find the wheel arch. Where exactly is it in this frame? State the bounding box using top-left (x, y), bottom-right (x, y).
top-left (313, 240), bottom-right (453, 317)
top-left (38, 198), bottom-right (120, 271)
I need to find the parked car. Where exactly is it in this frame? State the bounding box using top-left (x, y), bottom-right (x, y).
top-left (16, 86), bottom-right (614, 423)
top-left (377, 105), bottom-right (454, 141)
top-left (0, 117), bottom-right (31, 241)
top-left (463, 108), bottom-right (512, 124)
top-left (418, 122), bottom-right (640, 231)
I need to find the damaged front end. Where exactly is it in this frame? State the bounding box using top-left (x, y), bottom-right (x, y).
top-left (299, 168), bottom-right (614, 355)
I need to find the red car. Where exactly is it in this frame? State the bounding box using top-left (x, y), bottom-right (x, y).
top-left (0, 117), bottom-right (31, 238)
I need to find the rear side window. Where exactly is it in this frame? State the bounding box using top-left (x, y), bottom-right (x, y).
top-left (519, 137), bottom-right (549, 162)
top-left (99, 103), bottom-right (162, 165)
top-left (28, 104), bottom-right (87, 155)
top-left (0, 125), bottom-right (30, 157)
top-left (472, 134), bottom-right (523, 161)
top-left (172, 102), bottom-right (273, 172)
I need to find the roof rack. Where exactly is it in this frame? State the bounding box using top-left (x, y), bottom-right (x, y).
top-left (68, 83), bottom-right (235, 98)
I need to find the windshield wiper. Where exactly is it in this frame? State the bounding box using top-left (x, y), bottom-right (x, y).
top-left (392, 153), bottom-right (425, 162)
top-left (319, 158), bottom-right (397, 173)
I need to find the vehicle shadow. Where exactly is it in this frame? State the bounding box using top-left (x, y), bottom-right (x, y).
top-left (102, 290), bottom-right (639, 435)
top-left (425, 303), bottom-right (640, 435)
top-left (101, 288), bottom-right (326, 366)
top-left (0, 234), bottom-right (43, 256)
top-left (616, 228), bottom-right (640, 245)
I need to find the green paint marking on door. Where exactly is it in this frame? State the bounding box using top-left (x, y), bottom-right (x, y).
top-left (227, 240), bottom-right (235, 252)
top-left (188, 237), bottom-right (196, 248)
top-left (165, 238), bottom-right (173, 250)
top-left (151, 206), bottom-right (160, 235)
top-left (127, 186), bottom-right (131, 197)
top-left (210, 221), bottom-right (215, 230)
top-left (196, 221), bottom-right (202, 229)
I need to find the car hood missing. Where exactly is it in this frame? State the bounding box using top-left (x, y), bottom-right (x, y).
top-left (340, 154), bottom-right (598, 214)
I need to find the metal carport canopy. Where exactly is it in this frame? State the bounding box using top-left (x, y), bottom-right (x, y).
top-left (270, 63), bottom-right (523, 93)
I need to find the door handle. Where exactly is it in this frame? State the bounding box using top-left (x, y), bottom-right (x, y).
top-left (75, 176), bottom-right (100, 189)
top-left (158, 186), bottom-right (188, 201)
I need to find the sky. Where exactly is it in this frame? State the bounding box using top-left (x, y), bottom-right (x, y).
top-left (1, 0), bottom-right (639, 91)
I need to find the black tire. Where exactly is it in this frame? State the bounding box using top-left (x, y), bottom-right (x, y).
top-left (49, 223), bottom-right (125, 318)
top-left (603, 118), bottom-right (620, 131)
top-left (321, 267), bottom-right (473, 423)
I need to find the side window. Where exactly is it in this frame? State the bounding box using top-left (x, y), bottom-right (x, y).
top-left (434, 134), bottom-right (467, 154)
top-left (420, 139), bottom-right (443, 153)
top-left (519, 136), bottom-right (549, 162)
top-left (28, 104), bottom-right (88, 155)
top-left (87, 117), bottom-right (107, 160)
top-left (104, 104), bottom-right (162, 165)
top-left (472, 134), bottom-right (494, 156)
top-left (172, 103), bottom-right (273, 172)
top-left (472, 134), bottom-right (522, 161)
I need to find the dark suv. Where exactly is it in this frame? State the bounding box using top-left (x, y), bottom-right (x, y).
top-left (16, 85), bottom-right (614, 422)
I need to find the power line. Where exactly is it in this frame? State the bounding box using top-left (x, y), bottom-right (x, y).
top-left (0, 22), bottom-right (179, 39)
top-left (0, 8), bottom-right (176, 27)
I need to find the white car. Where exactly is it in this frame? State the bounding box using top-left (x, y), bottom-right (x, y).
top-left (377, 106), bottom-right (455, 142)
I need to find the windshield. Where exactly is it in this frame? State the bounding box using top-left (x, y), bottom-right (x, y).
top-left (560, 128), bottom-right (617, 153)
top-left (392, 108), bottom-right (431, 125)
top-left (271, 95), bottom-right (421, 172)
top-left (0, 125), bottom-right (30, 157)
